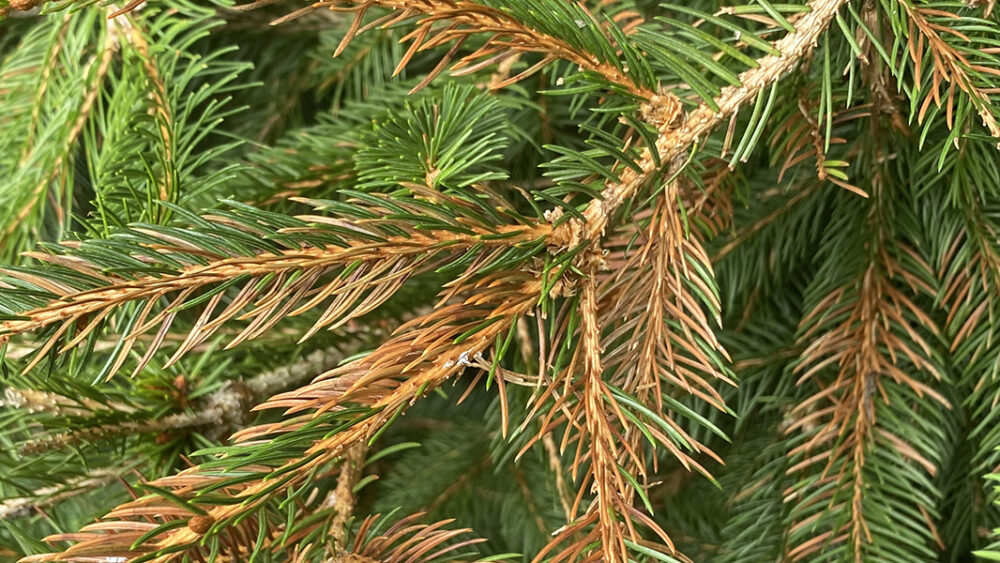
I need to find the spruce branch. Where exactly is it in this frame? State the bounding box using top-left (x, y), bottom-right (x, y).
top-left (7, 13), bottom-right (113, 235)
top-left (280, 0), bottom-right (655, 97)
top-left (115, 8), bottom-right (177, 206)
top-left (0, 197), bottom-right (549, 379)
top-left (6, 0), bottom-right (999, 558)
top-left (899, 0), bottom-right (1000, 146)
top-left (570, 0), bottom-right (851, 243)
top-left (600, 191), bottom-right (733, 476)
top-left (0, 9), bottom-right (111, 260)
top-left (924, 137), bottom-right (1000, 555)
top-left (26, 274), bottom-right (541, 562)
top-left (568, 270), bottom-right (672, 562)
top-left (527, 181), bottom-right (735, 561)
top-left (785, 120), bottom-right (947, 560)
top-left (787, 264), bottom-right (945, 560)
top-left (770, 96), bottom-right (867, 197)
top-left (713, 180), bottom-right (823, 262)
top-left (1, 0), bottom-right (42, 16)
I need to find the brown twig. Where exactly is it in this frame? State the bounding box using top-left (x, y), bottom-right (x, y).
top-left (329, 443), bottom-right (369, 549)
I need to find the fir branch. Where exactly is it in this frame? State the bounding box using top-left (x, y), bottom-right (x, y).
top-left (785, 127), bottom-right (948, 560)
top-left (600, 190), bottom-right (733, 477)
top-left (0, 9), bottom-right (110, 261)
top-left (571, 270), bottom-right (663, 562)
top-left (117, 10), bottom-right (177, 206)
top-left (787, 263), bottom-right (945, 560)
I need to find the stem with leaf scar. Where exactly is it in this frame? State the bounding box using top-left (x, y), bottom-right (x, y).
top-left (566, 0), bottom-right (853, 246)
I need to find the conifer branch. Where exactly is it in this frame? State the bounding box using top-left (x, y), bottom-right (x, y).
top-left (524, 263), bottom-right (681, 562)
top-left (772, 97), bottom-right (867, 197)
top-left (900, 0), bottom-right (1000, 146)
top-left (26, 274), bottom-right (540, 562)
top-left (574, 0), bottom-right (851, 242)
top-left (17, 380), bottom-right (253, 455)
top-left (6, 0), bottom-right (999, 559)
top-left (117, 11), bottom-right (177, 205)
top-left (0, 11), bottom-right (112, 259)
top-left (573, 271), bottom-right (663, 562)
top-left (714, 181), bottom-right (822, 262)
top-left (5, 342), bottom-right (373, 495)
top-left (281, 0), bottom-right (655, 97)
top-left (569, 270), bottom-right (630, 562)
top-left (785, 119), bottom-right (947, 559)
top-left (600, 191), bottom-right (733, 476)
top-left (940, 197), bottom-right (1000, 349)
top-left (787, 263), bottom-right (945, 560)
top-left (0, 198), bottom-right (549, 379)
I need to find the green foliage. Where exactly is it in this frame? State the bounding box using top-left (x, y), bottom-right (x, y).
top-left (356, 84), bottom-right (512, 190)
top-left (0, 9), bottom-right (105, 261)
top-left (83, 1), bottom-right (252, 229)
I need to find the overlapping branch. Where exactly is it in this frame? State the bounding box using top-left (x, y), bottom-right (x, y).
top-left (24, 274), bottom-right (540, 562)
top-left (7, 1), bottom-right (866, 561)
top-left (529, 2), bottom-right (852, 552)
